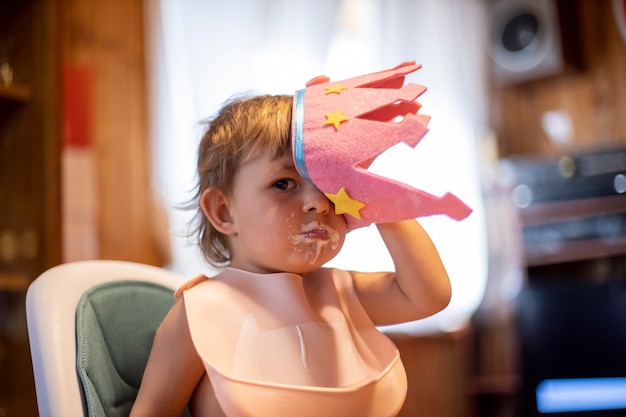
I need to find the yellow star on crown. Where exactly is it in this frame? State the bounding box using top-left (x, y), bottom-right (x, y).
top-left (325, 187), bottom-right (365, 219)
top-left (324, 84), bottom-right (348, 95)
top-left (324, 110), bottom-right (349, 130)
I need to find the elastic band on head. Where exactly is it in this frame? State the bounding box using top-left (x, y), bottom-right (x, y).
top-left (293, 89), bottom-right (310, 182)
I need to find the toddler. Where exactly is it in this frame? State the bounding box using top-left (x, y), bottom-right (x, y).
top-left (130, 93), bottom-right (451, 417)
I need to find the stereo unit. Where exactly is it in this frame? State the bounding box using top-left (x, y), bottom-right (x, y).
top-left (485, 0), bottom-right (584, 85)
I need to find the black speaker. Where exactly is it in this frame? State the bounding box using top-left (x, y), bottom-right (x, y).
top-left (486, 0), bottom-right (582, 86)
top-left (517, 280), bottom-right (626, 416)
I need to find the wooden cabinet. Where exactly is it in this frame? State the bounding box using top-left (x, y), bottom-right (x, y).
top-left (0, 85), bottom-right (33, 103)
top-left (0, 0), bottom-right (61, 415)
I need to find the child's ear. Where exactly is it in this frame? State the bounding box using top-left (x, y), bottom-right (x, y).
top-left (200, 188), bottom-right (237, 235)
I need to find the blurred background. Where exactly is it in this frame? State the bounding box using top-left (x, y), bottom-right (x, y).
top-left (1, 0), bottom-right (625, 416)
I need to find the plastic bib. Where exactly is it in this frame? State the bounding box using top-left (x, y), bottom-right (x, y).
top-left (179, 268), bottom-right (407, 417)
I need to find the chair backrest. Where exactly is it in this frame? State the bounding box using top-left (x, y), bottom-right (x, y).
top-left (26, 260), bottom-right (187, 417)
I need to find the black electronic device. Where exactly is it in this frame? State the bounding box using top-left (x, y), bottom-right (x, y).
top-left (517, 280), bottom-right (626, 416)
top-left (504, 149), bottom-right (626, 266)
top-left (506, 149), bottom-right (626, 206)
top-left (485, 0), bottom-right (583, 85)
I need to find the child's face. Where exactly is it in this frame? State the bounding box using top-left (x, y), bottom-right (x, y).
top-left (225, 149), bottom-right (347, 274)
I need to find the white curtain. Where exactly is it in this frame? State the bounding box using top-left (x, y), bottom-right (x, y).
top-left (145, 0), bottom-right (492, 334)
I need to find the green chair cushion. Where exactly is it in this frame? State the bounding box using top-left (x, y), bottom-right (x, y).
top-left (76, 280), bottom-right (189, 417)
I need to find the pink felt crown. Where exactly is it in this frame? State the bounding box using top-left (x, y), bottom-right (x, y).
top-left (292, 61), bottom-right (472, 230)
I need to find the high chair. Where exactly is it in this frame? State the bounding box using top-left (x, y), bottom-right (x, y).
top-left (25, 260), bottom-right (191, 417)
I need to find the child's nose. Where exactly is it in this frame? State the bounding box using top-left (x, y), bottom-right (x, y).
top-left (303, 182), bottom-right (330, 214)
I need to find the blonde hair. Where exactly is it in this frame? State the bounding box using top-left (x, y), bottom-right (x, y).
top-left (189, 94), bottom-right (293, 266)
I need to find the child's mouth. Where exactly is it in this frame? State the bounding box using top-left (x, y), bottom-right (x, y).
top-left (290, 221), bottom-right (340, 264)
top-left (300, 228), bottom-right (330, 241)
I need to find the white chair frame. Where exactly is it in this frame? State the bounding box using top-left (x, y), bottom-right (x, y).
top-left (26, 260), bottom-right (184, 417)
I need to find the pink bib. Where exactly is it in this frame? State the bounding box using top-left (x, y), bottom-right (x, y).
top-left (178, 267), bottom-right (407, 417)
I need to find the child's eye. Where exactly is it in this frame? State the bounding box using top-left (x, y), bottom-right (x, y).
top-left (273, 179), bottom-right (296, 190)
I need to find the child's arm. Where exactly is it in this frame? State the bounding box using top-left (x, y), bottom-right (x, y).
top-left (130, 298), bottom-right (205, 417)
top-left (352, 219), bottom-right (451, 326)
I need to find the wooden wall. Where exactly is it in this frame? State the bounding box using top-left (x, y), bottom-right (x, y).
top-left (392, 330), bottom-right (473, 417)
top-left (60, 0), bottom-right (168, 265)
top-left (492, 0), bottom-right (626, 157)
